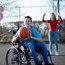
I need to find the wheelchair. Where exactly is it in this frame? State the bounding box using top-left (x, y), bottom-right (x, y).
top-left (6, 30), bottom-right (54, 65)
top-left (5, 40), bottom-right (54, 65)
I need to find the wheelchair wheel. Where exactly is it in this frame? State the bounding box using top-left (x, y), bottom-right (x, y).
top-left (6, 47), bottom-right (21, 65)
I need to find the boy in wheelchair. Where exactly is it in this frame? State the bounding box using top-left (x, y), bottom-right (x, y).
top-left (12, 16), bottom-right (53, 65)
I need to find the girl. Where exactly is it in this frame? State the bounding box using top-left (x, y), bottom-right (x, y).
top-left (42, 13), bottom-right (62, 55)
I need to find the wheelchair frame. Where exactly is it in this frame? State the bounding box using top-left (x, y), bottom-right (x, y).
top-left (5, 42), bottom-right (54, 65)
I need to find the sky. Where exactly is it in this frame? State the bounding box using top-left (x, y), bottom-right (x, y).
top-left (21, 0), bottom-right (51, 20)
top-left (0, 0), bottom-right (65, 23)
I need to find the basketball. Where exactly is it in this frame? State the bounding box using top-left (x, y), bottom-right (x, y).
top-left (18, 27), bottom-right (30, 39)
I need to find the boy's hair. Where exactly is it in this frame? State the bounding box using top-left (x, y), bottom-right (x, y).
top-left (24, 16), bottom-right (32, 22)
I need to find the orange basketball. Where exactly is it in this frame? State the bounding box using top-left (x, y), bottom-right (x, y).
top-left (18, 27), bottom-right (30, 39)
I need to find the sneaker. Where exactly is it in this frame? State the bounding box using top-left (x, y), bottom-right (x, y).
top-left (55, 52), bottom-right (59, 55)
top-left (44, 62), bottom-right (53, 65)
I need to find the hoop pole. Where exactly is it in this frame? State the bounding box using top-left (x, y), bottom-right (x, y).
top-left (57, 0), bottom-right (61, 43)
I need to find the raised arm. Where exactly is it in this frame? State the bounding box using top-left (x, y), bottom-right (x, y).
top-left (42, 13), bottom-right (48, 22)
top-left (58, 16), bottom-right (62, 23)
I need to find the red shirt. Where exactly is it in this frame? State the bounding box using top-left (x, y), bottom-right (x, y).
top-left (42, 16), bottom-right (62, 30)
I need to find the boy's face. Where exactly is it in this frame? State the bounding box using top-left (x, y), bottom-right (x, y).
top-left (24, 18), bottom-right (32, 27)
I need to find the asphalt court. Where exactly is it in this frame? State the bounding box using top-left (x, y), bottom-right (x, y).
top-left (0, 43), bottom-right (65, 65)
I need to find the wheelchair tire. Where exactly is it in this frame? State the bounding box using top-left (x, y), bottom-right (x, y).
top-left (6, 47), bottom-right (21, 65)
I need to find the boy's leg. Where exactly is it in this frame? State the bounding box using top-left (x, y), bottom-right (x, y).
top-left (23, 43), bottom-right (40, 65)
top-left (34, 41), bottom-right (48, 63)
top-left (34, 42), bottom-right (53, 65)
